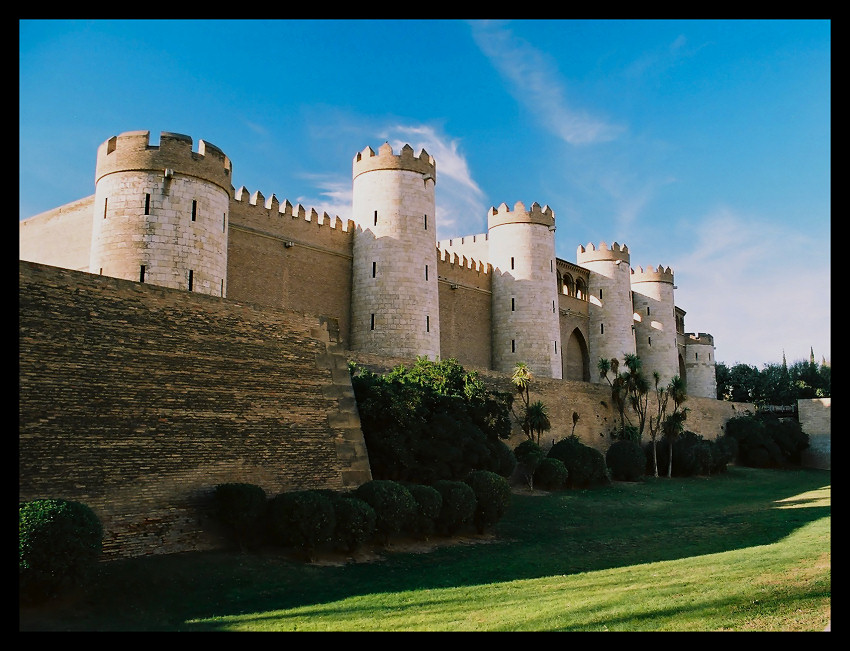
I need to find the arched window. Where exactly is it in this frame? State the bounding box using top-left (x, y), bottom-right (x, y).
top-left (575, 278), bottom-right (586, 300)
top-left (564, 273), bottom-right (575, 297)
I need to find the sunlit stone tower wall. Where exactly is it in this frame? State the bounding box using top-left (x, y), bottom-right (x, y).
top-left (631, 265), bottom-right (679, 388)
top-left (90, 131), bottom-right (232, 296)
top-left (488, 202), bottom-right (562, 379)
top-left (683, 333), bottom-right (718, 399)
top-left (350, 143), bottom-right (440, 359)
top-left (577, 242), bottom-right (635, 383)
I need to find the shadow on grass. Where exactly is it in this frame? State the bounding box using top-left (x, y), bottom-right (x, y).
top-left (20, 467), bottom-right (830, 631)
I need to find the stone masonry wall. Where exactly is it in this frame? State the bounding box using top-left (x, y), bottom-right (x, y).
top-left (798, 398), bottom-right (831, 470)
top-left (18, 196), bottom-right (95, 272)
top-left (226, 193), bottom-right (355, 347)
top-left (19, 261), bottom-right (370, 560)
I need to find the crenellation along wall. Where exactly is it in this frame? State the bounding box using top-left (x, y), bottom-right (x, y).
top-left (436, 251), bottom-right (493, 369)
top-left (226, 187), bottom-right (355, 346)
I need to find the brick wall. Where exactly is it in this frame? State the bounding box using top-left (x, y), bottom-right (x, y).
top-left (19, 261), bottom-right (370, 559)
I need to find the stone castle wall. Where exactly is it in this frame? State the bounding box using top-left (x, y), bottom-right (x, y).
top-left (19, 261), bottom-right (370, 559)
top-left (798, 398), bottom-right (831, 470)
top-left (18, 195), bottom-right (95, 271)
top-left (225, 188), bottom-right (356, 347)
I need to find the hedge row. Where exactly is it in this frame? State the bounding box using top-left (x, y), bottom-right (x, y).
top-left (213, 471), bottom-right (512, 561)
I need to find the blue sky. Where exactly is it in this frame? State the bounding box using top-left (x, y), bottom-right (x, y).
top-left (19, 19), bottom-right (830, 369)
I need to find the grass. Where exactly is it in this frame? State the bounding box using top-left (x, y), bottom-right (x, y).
top-left (19, 466), bottom-right (830, 631)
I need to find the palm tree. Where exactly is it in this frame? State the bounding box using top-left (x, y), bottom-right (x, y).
top-left (623, 354), bottom-right (649, 440)
top-left (647, 371), bottom-right (668, 477)
top-left (524, 400), bottom-right (551, 444)
top-left (512, 363), bottom-right (533, 438)
top-left (599, 357), bottom-right (630, 434)
top-left (664, 375), bottom-right (688, 478)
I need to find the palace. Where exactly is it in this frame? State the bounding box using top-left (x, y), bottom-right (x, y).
top-left (19, 129), bottom-right (717, 397)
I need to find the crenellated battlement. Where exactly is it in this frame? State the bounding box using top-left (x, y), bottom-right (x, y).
top-left (487, 201), bottom-right (555, 230)
top-left (436, 247), bottom-right (492, 293)
top-left (437, 247), bottom-right (491, 274)
top-left (352, 142), bottom-right (436, 181)
top-left (229, 185), bottom-right (354, 249)
top-left (576, 241), bottom-right (630, 264)
top-left (686, 332), bottom-right (715, 346)
top-left (95, 130), bottom-right (233, 196)
top-left (630, 264), bottom-right (674, 284)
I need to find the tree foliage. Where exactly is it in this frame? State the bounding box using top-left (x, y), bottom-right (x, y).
top-left (351, 358), bottom-right (514, 483)
top-left (725, 413), bottom-right (809, 468)
top-left (715, 349), bottom-right (830, 405)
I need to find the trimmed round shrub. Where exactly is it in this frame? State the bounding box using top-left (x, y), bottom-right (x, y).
top-left (548, 436), bottom-right (610, 489)
top-left (353, 480), bottom-right (418, 544)
top-left (605, 439), bottom-right (645, 481)
top-left (267, 490), bottom-right (336, 561)
top-left (20, 499), bottom-right (104, 604)
top-left (328, 495), bottom-right (377, 553)
top-left (672, 432), bottom-right (714, 477)
top-left (465, 470), bottom-right (512, 533)
top-left (213, 482), bottom-right (267, 550)
top-left (533, 458), bottom-right (568, 490)
top-left (709, 434), bottom-right (738, 473)
top-left (433, 479), bottom-right (478, 536)
top-left (405, 483), bottom-right (443, 539)
top-left (488, 439), bottom-right (518, 478)
top-left (513, 439), bottom-right (545, 488)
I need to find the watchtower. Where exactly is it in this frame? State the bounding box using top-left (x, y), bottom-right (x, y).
top-left (488, 201), bottom-right (561, 379)
top-left (630, 264), bottom-right (679, 388)
top-left (90, 131), bottom-right (232, 296)
top-left (349, 143), bottom-right (440, 359)
top-left (683, 333), bottom-right (718, 399)
top-left (576, 242), bottom-right (635, 382)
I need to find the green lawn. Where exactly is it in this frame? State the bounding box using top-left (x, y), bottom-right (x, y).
top-left (20, 466), bottom-right (830, 631)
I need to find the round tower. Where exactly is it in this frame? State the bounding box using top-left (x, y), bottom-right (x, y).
top-left (630, 264), bottom-right (679, 388)
top-left (576, 242), bottom-right (635, 383)
top-left (683, 333), bottom-right (718, 399)
top-left (350, 143), bottom-right (440, 359)
top-left (90, 131), bottom-right (232, 296)
top-left (488, 201), bottom-right (561, 379)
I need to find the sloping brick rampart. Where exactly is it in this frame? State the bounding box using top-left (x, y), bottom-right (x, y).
top-left (19, 261), bottom-right (370, 559)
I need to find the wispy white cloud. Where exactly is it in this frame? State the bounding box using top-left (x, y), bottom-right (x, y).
top-left (381, 124), bottom-right (487, 239)
top-left (469, 20), bottom-right (624, 145)
top-left (295, 119), bottom-right (488, 239)
top-left (669, 207), bottom-right (830, 367)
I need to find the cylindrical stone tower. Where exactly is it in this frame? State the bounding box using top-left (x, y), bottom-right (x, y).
top-left (631, 264), bottom-right (679, 388)
top-left (488, 201), bottom-right (561, 379)
top-left (684, 333), bottom-right (718, 399)
top-left (576, 241), bottom-right (635, 383)
top-left (350, 143), bottom-right (440, 359)
top-left (90, 131), bottom-right (232, 296)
